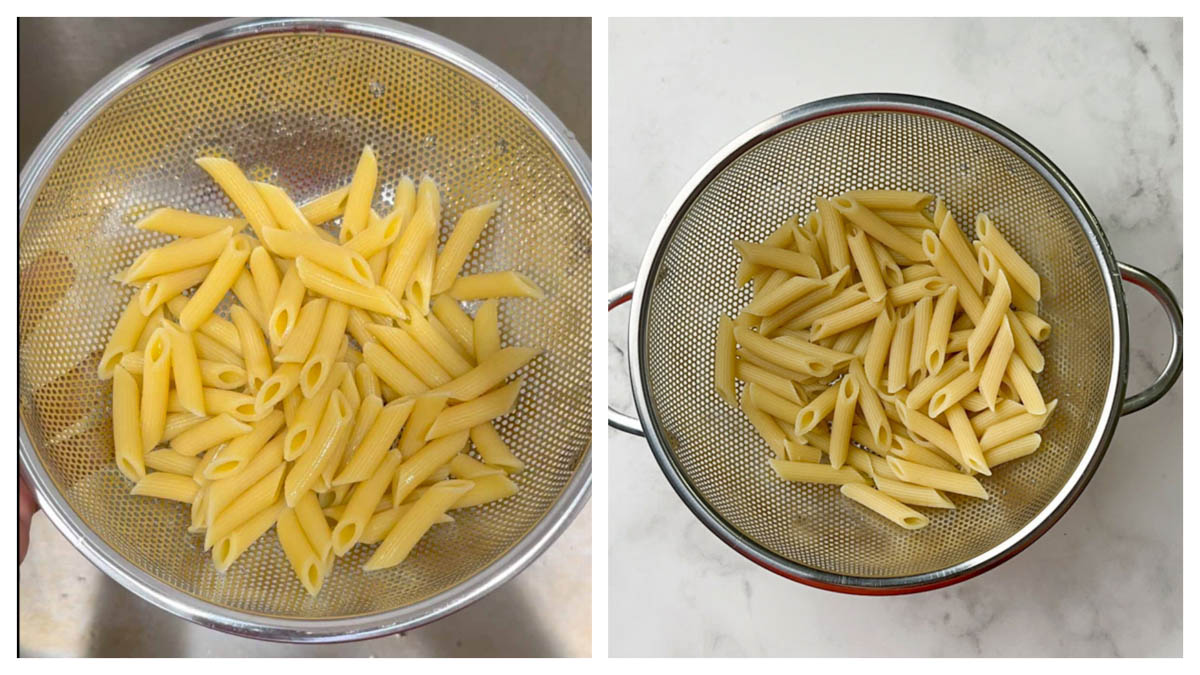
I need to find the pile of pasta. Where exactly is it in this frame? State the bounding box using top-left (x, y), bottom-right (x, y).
top-left (715, 190), bottom-right (1055, 530)
top-left (100, 146), bottom-right (544, 595)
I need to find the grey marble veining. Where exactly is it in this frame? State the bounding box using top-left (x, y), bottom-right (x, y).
top-left (608, 17), bottom-right (1180, 657)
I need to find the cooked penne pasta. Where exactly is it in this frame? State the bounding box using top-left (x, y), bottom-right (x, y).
top-left (469, 422), bottom-right (525, 474)
top-left (294, 257), bottom-right (403, 318)
top-left (840, 483), bottom-right (929, 529)
top-left (832, 195), bottom-right (926, 262)
top-left (203, 411), bottom-right (285, 480)
top-left (391, 431), bottom-right (470, 507)
top-left (179, 234), bottom-right (254, 331)
top-left (277, 507), bottom-right (325, 596)
top-left (112, 365), bottom-right (146, 481)
top-left (122, 227), bottom-right (233, 283)
top-left (132, 472), bottom-right (201, 503)
top-left (170, 413), bottom-right (252, 457)
top-left (365, 479), bottom-right (474, 571)
top-left (976, 213), bottom-right (1041, 300)
top-left (341, 146), bottom-right (377, 241)
top-left (449, 270), bottom-right (545, 301)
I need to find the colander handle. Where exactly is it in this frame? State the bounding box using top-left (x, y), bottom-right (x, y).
top-left (607, 283), bottom-right (645, 435)
top-left (1118, 262), bottom-right (1183, 415)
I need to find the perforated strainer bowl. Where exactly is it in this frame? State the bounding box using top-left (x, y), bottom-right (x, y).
top-left (19, 18), bottom-right (590, 641)
top-left (608, 94), bottom-right (1180, 594)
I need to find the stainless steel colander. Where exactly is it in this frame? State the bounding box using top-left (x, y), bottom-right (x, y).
top-left (19, 18), bottom-right (591, 641)
top-left (608, 94), bottom-right (1180, 594)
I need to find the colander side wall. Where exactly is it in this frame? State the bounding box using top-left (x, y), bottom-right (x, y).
top-left (19, 17), bottom-right (591, 640)
top-left (628, 94), bottom-right (1124, 593)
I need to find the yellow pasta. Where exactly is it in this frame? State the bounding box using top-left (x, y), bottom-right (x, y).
top-left (195, 157), bottom-right (278, 243)
top-left (135, 207), bottom-right (246, 238)
top-left (978, 316), bottom-right (1015, 410)
top-left (211, 498), bottom-right (284, 573)
top-left (365, 479), bottom-right (474, 571)
top-left (966, 265), bottom-right (1012, 370)
top-left (138, 265), bottom-right (212, 315)
top-left (203, 410), bottom-right (284, 480)
top-left (432, 201), bottom-right (499, 294)
top-left (112, 365), bottom-right (146, 481)
top-left (424, 378), bottom-right (523, 441)
top-left (206, 433), bottom-right (285, 525)
top-left (179, 234), bottom-right (254, 331)
top-left (205, 463), bottom-right (285, 550)
top-left (132, 472), bottom-right (201, 504)
top-left (333, 397), bottom-right (415, 485)
top-left (449, 270), bottom-right (545, 301)
top-left (145, 448), bottom-right (201, 476)
top-left (944, 404), bottom-right (989, 475)
top-left (434, 346), bottom-right (541, 402)
top-left (170, 413), bottom-right (251, 457)
top-left (908, 295), bottom-right (932, 378)
top-left (362, 342), bottom-right (428, 397)
top-left (983, 433), bottom-right (1042, 467)
top-left (886, 308), bottom-right (913, 394)
top-left (283, 362), bottom-right (348, 460)
top-left (300, 300), bottom-right (350, 397)
top-left (935, 201), bottom-right (984, 294)
top-left (815, 196), bottom-right (851, 271)
top-left (831, 195), bottom-right (926, 262)
top-left (871, 476), bottom-right (955, 510)
top-left (770, 458), bottom-right (866, 485)
top-left (294, 257), bottom-right (404, 318)
top-left (231, 305), bottom-right (272, 393)
top-left (331, 451), bottom-right (404, 555)
top-left (380, 177), bottom-right (440, 298)
top-left (979, 399), bottom-right (1057, 450)
top-left (341, 146), bottom-right (377, 241)
top-left (469, 422), bottom-right (525, 474)
top-left (121, 227), bottom-right (233, 283)
top-left (140, 327), bottom-right (172, 453)
top-left (887, 457), bottom-right (987, 499)
top-left (277, 507), bottom-right (325, 596)
top-left (840, 483), bottom-right (929, 529)
top-left (165, 322), bottom-right (206, 417)
top-left (283, 391), bottom-right (352, 506)
top-left (809, 298), bottom-right (884, 341)
top-left (249, 246), bottom-right (281, 312)
top-left (828, 375), bottom-right (859, 469)
top-left (976, 213), bottom-right (1040, 300)
top-left (924, 285), bottom-right (958, 374)
top-left (391, 431), bottom-right (470, 507)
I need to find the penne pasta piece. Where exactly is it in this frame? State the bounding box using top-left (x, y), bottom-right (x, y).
top-left (891, 437), bottom-right (958, 472)
top-left (277, 507), bottom-right (325, 596)
top-left (815, 197), bottom-right (851, 271)
top-left (770, 459), bottom-right (866, 485)
top-left (734, 327), bottom-right (834, 378)
top-left (112, 366), bottom-right (146, 481)
top-left (294, 257), bottom-right (404, 318)
top-left (887, 457), bottom-right (987, 499)
top-left (263, 227), bottom-right (373, 287)
top-left (850, 359), bottom-right (891, 451)
top-left (340, 146), bottom-right (377, 241)
top-left (831, 195), bottom-right (927, 262)
top-left (470, 422), bottom-right (524, 474)
top-left (810, 298), bottom-right (884, 341)
top-left (979, 399), bottom-right (1057, 450)
top-left (1016, 311), bottom-right (1051, 342)
top-left (99, 295), bottom-right (154, 379)
top-left (205, 463), bottom-right (285, 550)
top-left (966, 266), bottom-right (1012, 370)
top-left (924, 285), bottom-right (958, 374)
top-left (332, 450), bottom-right (405, 554)
top-left (275, 298), bottom-right (327, 364)
top-left (983, 433), bottom-right (1042, 467)
top-left (362, 341), bottom-right (428, 398)
top-left (135, 207), bottom-right (246, 238)
top-left (380, 177), bottom-right (440, 297)
top-left (283, 362), bottom-right (348, 460)
top-left (945, 404), bottom-right (989, 475)
top-left (391, 431), bottom-right (470, 507)
top-left (449, 270), bottom-right (545, 301)
top-left (841, 190), bottom-right (933, 211)
top-left (434, 346), bottom-right (541, 402)
top-left (211, 498), bottom-right (284, 573)
top-left (846, 226), bottom-right (888, 302)
top-left (400, 309), bottom-right (472, 376)
top-left (908, 295), bottom-right (933, 378)
top-left (921, 230), bottom-right (985, 321)
top-left (122, 227), bottom-right (233, 283)
top-left (231, 305), bottom-right (272, 393)
top-left (365, 479), bottom-right (474, 571)
top-left (333, 397), bottom-right (415, 485)
top-left (138, 265), bottom-right (212, 315)
top-left (171, 413), bottom-right (252, 457)
top-left (828, 375), bottom-right (859, 469)
top-left (283, 392), bottom-right (352, 506)
top-left (424, 378), bottom-right (523, 441)
top-left (886, 308), bottom-right (913, 394)
top-left (928, 364), bottom-right (983, 419)
top-left (976, 213), bottom-right (1040, 300)
top-left (978, 316), bottom-right (1015, 410)
top-left (840, 483), bottom-right (929, 529)
top-left (248, 246), bottom-right (281, 311)
top-left (145, 448), bottom-right (202, 476)
top-left (935, 201), bottom-right (984, 294)
top-left (203, 410), bottom-right (285, 480)
top-left (140, 328), bottom-right (173, 453)
top-left (206, 432), bottom-right (285, 524)
top-left (298, 186), bottom-right (350, 226)
top-left (132, 472), bottom-right (201, 503)
top-left (886, 276), bottom-right (946, 306)
top-left (300, 300), bottom-right (350, 397)
top-left (872, 476), bottom-right (955, 509)
top-left (907, 352), bottom-right (969, 410)
top-left (195, 158), bottom-right (278, 242)
top-left (432, 201), bottom-right (499, 294)
top-left (179, 234), bottom-right (254, 331)
top-left (895, 404), bottom-right (966, 468)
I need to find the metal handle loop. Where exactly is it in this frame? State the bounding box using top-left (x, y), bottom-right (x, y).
top-left (607, 282), bottom-right (644, 435)
top-left (1118, 262), bottom-right (1183, 415)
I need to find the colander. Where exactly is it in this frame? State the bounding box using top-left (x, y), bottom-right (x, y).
top-left (608, 94), bottom-right (1180, 594)
top-left (18, 18), bottom-right (591, 641)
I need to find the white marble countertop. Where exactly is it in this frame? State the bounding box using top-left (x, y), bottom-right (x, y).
top-left (608, 17), bottom-right (1180, 657)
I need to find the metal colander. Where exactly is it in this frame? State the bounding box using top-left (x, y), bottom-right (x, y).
top-left (19, 18), bottom-right (590, 640)
top-left (609, 94), bottom-right (1180, 594)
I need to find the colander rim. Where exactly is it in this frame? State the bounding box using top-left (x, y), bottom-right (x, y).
top-left (18, 16), bottom-right (591, 642)
top-left (626, 92), bottom-right (1127, 594)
